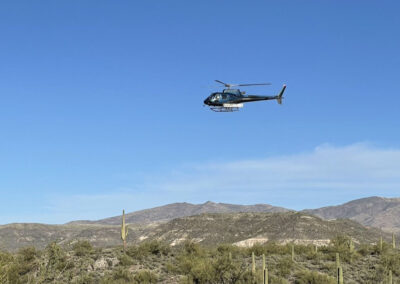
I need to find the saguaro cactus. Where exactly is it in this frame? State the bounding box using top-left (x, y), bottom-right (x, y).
top-left (251, 252), bottom-right (256, 274)
top-left (335, 253), bottom-right (340, 269)
top-left (388, 270), bottom-right (393, 284)
top-left (337, 266), bottom-right (343, 284)
top-left (121, 209), bottom-right (129, 252)
top-left (379, 236), bottom-right (383, 251)
top-left (263, 267), bottom-right (269, 284)
top-left (349, 239), bottom-right (354, 253)
top-left (291, 244), bottom-right (295, 262)
top-left (262, 254), bottom-right (266, 271)
top-left (392, 232), bottom-right (396, 249)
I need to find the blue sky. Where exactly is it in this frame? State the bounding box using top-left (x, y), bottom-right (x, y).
top-left (1, 1), bottom-right (399, 224)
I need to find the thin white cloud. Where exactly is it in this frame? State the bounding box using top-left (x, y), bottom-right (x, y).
top-left (45, 143), bottom-right (400, 223)
top-left (151, 142), bottom-right (400, 192)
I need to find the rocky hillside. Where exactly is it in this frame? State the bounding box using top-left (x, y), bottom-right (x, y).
top-left (0, 212), bottom-right (392, 252)
top-left (304, 196), bottom-right (400, 233)
top-left (69, 201), bottom-right (290, 225)
top-left (136, 212), bottom-right (389, 247)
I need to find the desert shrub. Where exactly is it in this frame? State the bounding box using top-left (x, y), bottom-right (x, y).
top-left (46, 242), bottom-right (70, 271)
top-left (372, 241), bottom-right (390, 255)
top-left (294, 244), bottom-right (314, 255)
top-left (357, 243), bottom-right (374, 256)
top-left (15, 247), bottom-right (39, 275)
top-left (4, 263), bottom-right (22, 284)
top-left (182, 240), bottom-right (204, 256)
top-left (216, 244), bottom-right (244, 258)
top-left (72, 272), bottom-right (98, 284)
top-left (127, 240), bottom-right (170, 260)
top-left (247, 243), bottom-right (266, 256)
top-left (101, 267), bottom-right (133, 283)
top-left (133, 270), bottom-right (158, 283)
top-left (17, 247), bottom-right (38, 263)
top-left (245, 241), bottom-right (301, 258)
top-left (118, 253), bottom-right (134, 266)
top-left (213, 253), bottom-right (252, 283)
top-left (275, 257), bottom-right (293, 278)
top-left (141, 240), bottom-right (170, 256)
top-left (73, 240), bottom-right (94, 257)
top-left (328, 235), bottom-right (360, 263)
top-left (269, 275), bottom-right (290, 284)
top-left (380, 251), bottom-right (400, 275)
top-left (177, 246), bottom-right (253, 284)
top-left (179, 256), bottom-right (215, 283)
top-left (294, 269), bottom-right (336, 284)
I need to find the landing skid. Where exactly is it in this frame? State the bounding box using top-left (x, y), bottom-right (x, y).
top-left (209, 106), bottom-right (240, 112)
top-left (209, 103), bottom-right (244, 112)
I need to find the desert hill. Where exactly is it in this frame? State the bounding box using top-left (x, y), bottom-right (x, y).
top-left (0, 212), bottom-right (391, 252)
top-left (69, 201), bottom-right (290, 225)
top-left (303, 196), bottom-right (400, 233)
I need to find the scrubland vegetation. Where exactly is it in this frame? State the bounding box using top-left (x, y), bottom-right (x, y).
top-left (0, 235), bottom-right (399, 283)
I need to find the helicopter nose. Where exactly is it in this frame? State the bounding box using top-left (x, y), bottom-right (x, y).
top-left (204, 99), bottom-right (209, 105)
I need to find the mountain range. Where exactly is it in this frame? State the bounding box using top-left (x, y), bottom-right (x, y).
top-left (71, 196), bottom-right (400, 233)
top-left (68, 201), bottom-right (290, 225)
top-left (303, 196), bottom-right (400, 233)
top-left (1, 196), bottom-right (399, 251)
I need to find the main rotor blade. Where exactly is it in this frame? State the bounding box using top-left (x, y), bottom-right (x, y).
top-left (237, 83), bottom-right (271, 87)
top-left (215, 80), bottom-right (231, 87)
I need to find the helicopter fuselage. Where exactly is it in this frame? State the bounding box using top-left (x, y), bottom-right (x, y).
top-left (204, 89), bottom-right (278, 107)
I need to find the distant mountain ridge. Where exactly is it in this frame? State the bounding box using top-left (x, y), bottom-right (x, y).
top-left (0, 212), bottom-right (391, 252)
top-left (68, 197), bottom-right (400, 233)
top-left (68, 201), bottom-right (290, 225)
top-left (303, 196), bottom-right (400, 233)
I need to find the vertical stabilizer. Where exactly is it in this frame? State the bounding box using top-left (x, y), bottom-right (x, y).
top-left (276, 84), bottom-right (286, 104)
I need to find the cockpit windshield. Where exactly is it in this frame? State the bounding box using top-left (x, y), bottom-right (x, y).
top-left (210, 93), bottom-right (222, 102)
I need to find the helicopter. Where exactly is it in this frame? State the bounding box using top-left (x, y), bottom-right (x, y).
top-left (204, 80), bottom-right (286, 112)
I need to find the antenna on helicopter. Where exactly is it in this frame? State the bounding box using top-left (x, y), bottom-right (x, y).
top-left (215, 80), bottom-right (271, 89)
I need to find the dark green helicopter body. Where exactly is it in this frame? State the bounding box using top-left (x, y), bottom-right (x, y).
top-left (204, 80), bottom-right (286, 112)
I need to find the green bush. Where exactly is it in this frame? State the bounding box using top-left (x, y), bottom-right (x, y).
top-left (15, 247), bottom-right (39, 275)
top-left (73, 240), bottom-right (94, 257)
top-left (127, 240), bottom-right (171, 260)
top-left (328, 235), bottom-right (360, 263)
top-left (118, 254), bottom-right (134, 266)
top-left (46, 242), bottom-right (69, 271)
top-left (177, 246), bottom-right (253, 284)
top-left (276, 257), bottom-right (293, 278)
top-left (133, 270), bottom-right (158, 283)
top-left (294, 269), bottom-right (336, 284)
top-left (380, 251), bottom-right (400, 275)
top-left (101, 267), bottom-right (133, 283)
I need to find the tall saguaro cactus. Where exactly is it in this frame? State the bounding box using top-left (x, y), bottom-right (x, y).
top-left (121, 209), bottom-right (129, 252)
top-left (291, 244), bottom-right (295, 262)
top-left (337, 266), bottom-right (343, 284)
top-left (263, 267), bottom-right (268, 284)
top-left (251, 252), bottom-right (256, 274)
top-left (262, 254), bottom-right (266, 271)
top-left (262, 254), bottom-right (268, 284)
top-left (335, 253), bottom-right (340, 269)
top-left (349, 239), bottom-right (354, 253)
top-left (379, 236), bottom-right (383, 252)
top-left (392, 232), bottom-right (396, 249)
